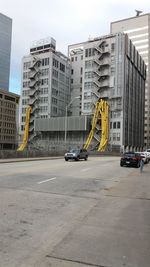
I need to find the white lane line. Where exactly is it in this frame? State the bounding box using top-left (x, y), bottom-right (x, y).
top-left (81, 167), bottom-right (91, 172)
top-left (37, 177), bottom-right (56, 184)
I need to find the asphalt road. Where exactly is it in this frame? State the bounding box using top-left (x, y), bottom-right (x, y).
top-left (0, 156), bottom-right (150, 267)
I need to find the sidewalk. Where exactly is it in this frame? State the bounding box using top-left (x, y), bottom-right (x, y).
top-left (47, 163), bottom-right (150, 267)
top-left (0, 156), bottom-right (63, 164)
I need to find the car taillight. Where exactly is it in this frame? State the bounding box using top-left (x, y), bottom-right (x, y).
top-left (132, 157), bottom-right (137, 160)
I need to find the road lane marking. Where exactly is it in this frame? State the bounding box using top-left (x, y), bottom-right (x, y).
top-left (37, 177), bottom-right (56, 184)
top-left (81, 167), bottom-right (91, 172)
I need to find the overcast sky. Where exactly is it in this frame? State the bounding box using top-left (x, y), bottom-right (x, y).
top-left (0, 0), bottom-right (150, 94)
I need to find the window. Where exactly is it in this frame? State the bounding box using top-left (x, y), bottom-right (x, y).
top-left (52, 106), bottom-right (57, 114)
top-left (71, 79), bottom-right (73, 84)
top-left (117, 122), bottom-right (120, 129)
top-left (81, 55), bottom-right (83, 60)
top-left (113, 122), bottom-right (116, 129)
top-left (80, 77), bottom-right (82, 83)
top-left (52, 88), bottom-right (58, 96)
top-left (111, 43), bottom-right (115, 51)
top-left (52, 69), bottom-right (58, 78)
top-left (84, 92), bottom-right (91, 99)
top-left (84, 82), bottom-right (93, 89)
top-left (60, 63), bottom-right (65, 72)
top-left (117, 133), bottom-right (120, 141)
top-left (41, 68), bottom-right (49, 76)
top-left (23, 62), bottom-right (31, 70)
top-left (39, 106), bottom-right (48, 113)
top-left (80, 68), bottom-right (83, 75)
top-left (71, 57), bottom-right (74, 62)
top-left (41, 78), bottom-right (48, 85)
top-left (113, 133), bottom-right (116, 141)
top-left (42, 58), bottom-right (49, 66)
top-left (85, 71), bottom-right (93, 79)
top-left (71, 69), bottom-right (74, 75)
top-left (85, 60), bottom-right (93, 69)
top-left (40, 97), bottom-right (48, 103)
top-left (75, 57), bottom-right (77, 61)
top-left (52, 97), bottom-right (57, 104)
top-left (23, 72), bottom-right (29, 79)
top-left (85, 49), bottom-right (88, 57)
top-left (84, 102), bottom-right (91, 110)
top-left (85, 48), bottom-right (94, 57)
top-left (52, 79), bottom-right (58, 87)
top-left (53, 58), bottom-right (59, 68)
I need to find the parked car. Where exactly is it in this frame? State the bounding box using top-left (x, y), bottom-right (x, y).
top-left (144, 151), bottom-right (150, 162)
top-left (137, 152), bottom-right (149, 164)
top-left (64, 148), bottom-right (88, 161)
top-left (120, 152), bottom-right (141, 168)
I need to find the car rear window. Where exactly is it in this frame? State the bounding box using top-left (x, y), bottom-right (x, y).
top-left (124, 153), bottom-right (135, 157)
top-left (69, 149), bottom-right (79, 153)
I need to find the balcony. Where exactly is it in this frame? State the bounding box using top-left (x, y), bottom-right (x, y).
top-left (29, 98), bottom-right (37, 106)
top-left (95, 46), bottom-right (103, 54)
top-left (31, 105), bottom-right (39, 114)
top-left (93, 58), bottom-right (101, 66)
top-left (92, 90), bottom-right (100, 99)
top-left (29, 80), bottom-right (40, 88)
top-left (100, 58), bottom-right (111, 66)
top-left (93, 69), bottom-right (101, 77)
top-left (29, 89), bottom-right (37, 97)
top-left (99, 80), bottom-right (109, 88)
top-left (93, 80), bottom-right (101, 88)
top-left (100, 68), bottom-right (110, 77)
top-left (29, 60), bottom-right (41, 71)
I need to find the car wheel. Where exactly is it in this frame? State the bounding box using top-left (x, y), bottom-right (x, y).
top-left (85, 156), bottom-right (88, 161)
top-left (65, 158), bottom-right (68, 161)
top-left (120, 162), bottom-right (123, 167)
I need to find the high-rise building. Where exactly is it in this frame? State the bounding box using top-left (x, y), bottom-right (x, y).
top-left (0, 89), bottom-right (19, 149)
top-left (20, 37), bottom-right (71, 141)
top-left (110, 13), bottom-right (150, 148)
top-left (0, 13), bottom-right (12, 91)
top-left (68, 33), bottom-right (146, 151)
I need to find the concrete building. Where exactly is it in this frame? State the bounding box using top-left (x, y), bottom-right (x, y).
top-left (0, 13), bottom-right (12, 91)
top-left (68, 33), bottom-right (146, 152)
top-left (0, 89), bottom-right (19, 149)
top-left (110, 13), bottom-right (150, 148)
top-left (20, 37), bottom-right (71, 142)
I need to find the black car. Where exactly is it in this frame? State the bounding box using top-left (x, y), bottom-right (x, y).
top-left (120, 152), bottom-right (141, 168)
top-left (64, 148), bottom-right (88, 161)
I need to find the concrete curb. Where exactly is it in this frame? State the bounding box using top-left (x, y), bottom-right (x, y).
top-left (0, 157), bottom-right (63, 164)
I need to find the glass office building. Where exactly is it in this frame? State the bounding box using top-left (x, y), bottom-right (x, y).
top-left (0, 13), bottom-right (12, 91)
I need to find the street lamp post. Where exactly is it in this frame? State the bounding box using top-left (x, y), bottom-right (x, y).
top-left (64, 96), bottom-right (80, 145)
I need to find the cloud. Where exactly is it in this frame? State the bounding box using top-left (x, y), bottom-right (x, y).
top-left (0, 0), bottom-right (149, 93)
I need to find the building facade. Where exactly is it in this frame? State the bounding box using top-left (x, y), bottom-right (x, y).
top-left (20, 37), bottom-right (71, 141)
top-left (68, 33), bottom-right (146, 151)
top-left (0, 13), bottom-right (12, 90)
top-left (0, 89), bottom-right (19, 149)
top-left (111, 13), bottom-right (150, 148)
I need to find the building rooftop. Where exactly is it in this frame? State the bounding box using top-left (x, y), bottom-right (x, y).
top-left (30, 37), bottom-right (56, 54)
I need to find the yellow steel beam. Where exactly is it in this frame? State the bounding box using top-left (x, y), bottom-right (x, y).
top-left (17, 106), bottom-right (32, 151)
top-left (84, 99), bottom-right (109, 151)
